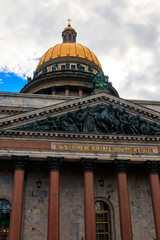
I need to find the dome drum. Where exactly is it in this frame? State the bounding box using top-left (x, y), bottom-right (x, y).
top-left (36, 56), bottom-right (102, 75)
top-left (21, 70), bottom-right (119, 97)
top-left (21, 71), bottom-right (95, 95)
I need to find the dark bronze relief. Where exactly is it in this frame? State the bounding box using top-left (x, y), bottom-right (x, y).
top-left (17, 104), bottom-right (160, 136)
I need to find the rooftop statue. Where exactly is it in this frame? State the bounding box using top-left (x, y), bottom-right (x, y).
top-left (52, 63), bottom-right (57, 72)
top-left (93, 71), bottom-right (111, 90)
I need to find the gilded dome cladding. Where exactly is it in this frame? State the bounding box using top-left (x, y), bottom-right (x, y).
top-left (36, 43), bottom-right (102, 69)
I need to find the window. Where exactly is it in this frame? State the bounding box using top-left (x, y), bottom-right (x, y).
top-left (81, 66), bottom-right (85, 71)
top-left (71, 65), bottom-right (76, 70)
top-left (0, 199), bottom-right (11, 240)
top-left (61, 65), bottom-right (65, 70)
top-left (68, 34), bottom-right (71, 41)
top-left (95, 201), bottom-right (111, 240)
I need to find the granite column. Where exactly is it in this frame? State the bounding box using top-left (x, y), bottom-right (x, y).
top-left (81, 158), bottom-right (97, 240)
top-left (114, 159), bottom-right (133, 240)
top-left (47, 157), bottom-right (63, 240)
top-left (9, 155), bottom-right (29, 240)
top-left (146, 160), bottom-right (160, 240)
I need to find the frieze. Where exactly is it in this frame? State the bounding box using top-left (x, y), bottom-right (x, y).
top-left (16, 105), bottom-right (160, 136)
top-left (53, 144), bottom-right (157, 153)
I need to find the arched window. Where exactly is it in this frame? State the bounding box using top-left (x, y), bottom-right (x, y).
top-left (95, 201), bottom-right (111, 240)
top-left (68, 34), bottom-right (71, 41)
top-left (64, 35), bottom-right (66, 42)
top-left (0, 199), bottom-right (11, 240)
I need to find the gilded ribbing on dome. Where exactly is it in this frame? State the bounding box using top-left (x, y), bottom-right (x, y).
top-left (36, 43), bottom-right (102, 69)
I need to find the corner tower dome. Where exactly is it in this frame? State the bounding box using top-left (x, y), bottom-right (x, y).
top-left (21, 21), bottom-right (119, 97)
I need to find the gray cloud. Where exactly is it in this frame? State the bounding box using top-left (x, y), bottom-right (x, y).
top-left (0, 0), bottom-right (160, 100)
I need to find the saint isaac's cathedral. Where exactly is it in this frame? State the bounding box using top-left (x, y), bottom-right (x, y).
top-left (0, 21), bottom-right (160, 240)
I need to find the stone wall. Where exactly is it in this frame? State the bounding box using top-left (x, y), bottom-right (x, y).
top-left (22, 162), bottom-right (49, 240)
top-left (128, 167), bottom-right (155, 240)
top-left (60, 164), bottom-right (84, 240)
top-left (0, 161), bottom-right (13, 202)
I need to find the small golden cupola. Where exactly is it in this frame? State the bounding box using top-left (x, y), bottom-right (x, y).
top-left (62, 19), bottom-right (77, 43)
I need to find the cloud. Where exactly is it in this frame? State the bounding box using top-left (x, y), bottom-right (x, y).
top-left (0, 0), bottom-right (160, 100)
top-left (0, 79), bottom-right (3, 84)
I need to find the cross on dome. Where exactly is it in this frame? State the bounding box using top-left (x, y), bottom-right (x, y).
top-left (67, 18), bottom-right (72, 26)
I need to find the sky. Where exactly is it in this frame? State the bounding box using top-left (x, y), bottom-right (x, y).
top-left (0, 0), bottom-right (160, 100)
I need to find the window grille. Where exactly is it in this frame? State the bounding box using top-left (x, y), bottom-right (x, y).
top-left (0, 200), bottom-right (11, 240)
top-left (95, 201), bottom-right (111, 240)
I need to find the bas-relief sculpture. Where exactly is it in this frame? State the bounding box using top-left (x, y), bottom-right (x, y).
top-left (17, 104), bottom-right (160, 136)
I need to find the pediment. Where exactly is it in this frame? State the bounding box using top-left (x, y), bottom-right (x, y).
top-left (0, 92), bottom-right (160, 137)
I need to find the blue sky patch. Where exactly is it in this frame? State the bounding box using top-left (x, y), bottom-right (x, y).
top-left (0, 71), bottom-right (27, 93)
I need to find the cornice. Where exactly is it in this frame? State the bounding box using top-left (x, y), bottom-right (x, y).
top-left (21, 71), bottom-right (95, 93)
top-left (0, 108), bottom-right (32, 116)
top-left (0, 130), bottom-right (160, 142)
top-left (0, 93), bottom-right (159, 131)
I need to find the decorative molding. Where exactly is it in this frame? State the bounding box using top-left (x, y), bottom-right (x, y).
top-left (0, 108), bottom-right (28, 115)
top-left (47, 156), bottom-right (64, 171)
top-left (114, 159), bottom-right (130, 173)
top-left (145, 160), bottom-right (159, 173)
top-left (81, 158), bottom-right (97, 172)
top-left (12, 155), bottom-right (29, 170)
top-left (0, 130), bottom-right (160, 142)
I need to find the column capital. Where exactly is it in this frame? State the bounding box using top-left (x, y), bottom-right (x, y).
top-left (145, 160), bottom-right (159, 174)
top-left (12, 155), bottom-right (29, 170)
top-left (47, 157), bottom-right (64, 171)
top-left (81, 158), bottom-right (96, 172)
top-left (114, 159), bottom-right (130, 173)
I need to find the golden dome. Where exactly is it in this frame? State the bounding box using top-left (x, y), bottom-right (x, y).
top-left (36, 42), bottom-right (102, 69)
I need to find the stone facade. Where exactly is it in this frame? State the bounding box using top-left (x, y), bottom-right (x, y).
top-left (0, 92), bottom-right (160, 240)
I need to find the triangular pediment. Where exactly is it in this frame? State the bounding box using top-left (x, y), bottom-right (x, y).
top-left (0, 92), bottom-right (160, 137)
